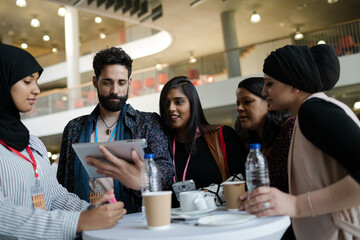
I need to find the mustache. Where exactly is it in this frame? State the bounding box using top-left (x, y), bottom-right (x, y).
top-left (104, 94), bottom-right (125, 100)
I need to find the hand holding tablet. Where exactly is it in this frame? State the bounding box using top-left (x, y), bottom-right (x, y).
top-left (72, 139), bottom-right (147, 178)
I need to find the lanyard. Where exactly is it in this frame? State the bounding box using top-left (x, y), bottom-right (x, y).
top-left (0, 140), bottom-right (39, 179)
top-left (172, 127), bottom-right (199, 183)
top-left (94, 117), bottom-right (117, 143)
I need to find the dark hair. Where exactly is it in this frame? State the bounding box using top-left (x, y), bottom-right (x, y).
top-left (93, 47), bottom-right (133, 79)
top-left (237, 77), bottom-right (291, 147)
top-left (159, 76), bottom-right (210, 154)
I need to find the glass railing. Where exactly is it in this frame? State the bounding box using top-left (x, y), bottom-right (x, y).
top-left (22, 19), bottom-right (360, 120)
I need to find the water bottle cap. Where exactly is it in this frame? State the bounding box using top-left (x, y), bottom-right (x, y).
top-left (249, 143), bottom-right (261, 149)
top-left (144, 153), bottom-right (155, 159)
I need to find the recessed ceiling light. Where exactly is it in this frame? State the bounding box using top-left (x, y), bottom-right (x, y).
top-left (95, 16), bottom-right (102, 23)
top-left (43, 34), bottom-right (50, 41)
top-left (250, 11), bottom-right (261, 24)
top-left (30, 16), bottom-right (40, 28)
top-left (327, 0), bottom-right (339, 4)
top-left (99, 32), bottom-right (106, 39)
top-left (58, 6), bottom-right (67, 17)
top-left (317, 40), bottom-right (326, 44)
top-left (21, 42), bottom-right (28, 49)
top-left (8, 29), bottom-right (15, 36)
top-left (16, 0), bottom-right (27, 7)
top-left (52, 47), bottom-right (58, 53)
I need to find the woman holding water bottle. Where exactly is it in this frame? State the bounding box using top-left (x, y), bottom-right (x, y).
top-left (236, 77), bottom-right (295, 239)
top-left (243, 44), bottom-right (360, 239)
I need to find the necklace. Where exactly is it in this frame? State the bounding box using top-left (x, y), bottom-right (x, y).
top-left (99, 115), bottom-right (118, 135)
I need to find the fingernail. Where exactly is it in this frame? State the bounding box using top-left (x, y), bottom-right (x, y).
top-left (132, 150), bottom-right (136, 157)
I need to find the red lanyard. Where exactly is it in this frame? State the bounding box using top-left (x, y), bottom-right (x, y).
top-left (0, 140), bottom-right (39, 179)
top-left (172, 127), bottom-right (199, 183)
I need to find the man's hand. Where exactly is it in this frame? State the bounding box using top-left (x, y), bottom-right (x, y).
top-left (86, 148), bottom-right (144, 190)
top-left (77, 190), bottom-right (126, 232)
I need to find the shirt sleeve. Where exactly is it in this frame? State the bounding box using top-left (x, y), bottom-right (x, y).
top-left (0, 189), bottom-right (81, 239)
top-left (222, 125), bottom-right (247, 177)
top-left (144, 113), bottom-right (174, 190)
top-left (298, 98), bottom-right (360, 183)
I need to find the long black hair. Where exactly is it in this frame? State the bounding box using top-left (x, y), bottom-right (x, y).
top-left (159, 76), bottom-right (210, 154)
top-left (237, 77), bottom-right (291, 148)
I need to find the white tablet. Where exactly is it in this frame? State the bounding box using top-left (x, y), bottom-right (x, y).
top-left (72, 139), bottom-right (147, 178)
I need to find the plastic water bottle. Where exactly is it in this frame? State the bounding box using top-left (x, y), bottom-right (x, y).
top-left (245, 143), bottom-right (270, 193)
top-left (141, 153), bottom-right (162, 221)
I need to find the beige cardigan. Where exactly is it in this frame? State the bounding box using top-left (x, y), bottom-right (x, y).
top-left (288, 92), bottom-right (360, 240)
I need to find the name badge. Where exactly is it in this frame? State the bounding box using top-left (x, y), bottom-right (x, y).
top-left (89, 192), bottom-right (101, 204)
top-left (31, 180), bottom-right (45, 210)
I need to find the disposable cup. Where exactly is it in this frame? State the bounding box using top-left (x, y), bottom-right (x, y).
top-left (142, 191), bottom-right (172, 230)
top-left (222, 181), bottom-right (245, 211)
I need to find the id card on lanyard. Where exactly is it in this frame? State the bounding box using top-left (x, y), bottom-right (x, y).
top-left (0, 140), bottom-right (45, 210)
top-left (89, 118), bottom-right (118, 203)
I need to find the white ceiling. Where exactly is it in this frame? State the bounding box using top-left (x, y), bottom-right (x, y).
top-left (1, 0), bottom-right (360, 70)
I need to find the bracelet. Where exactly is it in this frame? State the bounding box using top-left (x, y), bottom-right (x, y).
top-left (307, 192), bottom-right (315, 218)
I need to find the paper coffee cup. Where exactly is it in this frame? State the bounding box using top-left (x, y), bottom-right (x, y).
top-left (142, 191), bottom-right (172, 230)
top-left (222, 181), bottom-right (245, 211)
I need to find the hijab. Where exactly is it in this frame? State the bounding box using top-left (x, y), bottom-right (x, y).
top-left (263, 44), bottom-right (340, 93)
top-left (0, 43), bottom-right (43, 151)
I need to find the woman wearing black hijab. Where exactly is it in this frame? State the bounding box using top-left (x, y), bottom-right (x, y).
top-left (0, 43), bottom-right (126, 239)
top-left (241, 44), bottom-right (360, 239)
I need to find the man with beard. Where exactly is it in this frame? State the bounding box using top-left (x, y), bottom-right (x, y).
top-left (57, 47), bottom-right (174, 213)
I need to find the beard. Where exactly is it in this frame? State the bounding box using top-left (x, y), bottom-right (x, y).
top-left (97, 88), bottom-right (129, 112)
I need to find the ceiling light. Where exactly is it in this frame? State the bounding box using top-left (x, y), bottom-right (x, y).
top-left (189, 51), bottom-right (197, 64)
top-left (327, 0), bottom-right (338, 4)
top-left (99, 32), bottom-right (106, 39)
top-left (155, 64), bottom-right (162, 70)
top-left (190, 0), bottom-right (207, 8)
top-left (52, 47), bottom-right (58, 53)
top-left (294, 26), bottom-right (304, 40)
top-left (95, 16), bottom-right (102, 23)
top-left (43, 34), bottom-right (50, 41)
top-left (16, 0), bottom-right (27, 7)
top-left (8, 29), bottom-right (14, 36)
top-left (57, 6), bottom-right (67, 17)
top-left (250, 11), bottom-right (261, 24)
top-left (30, 16), bottom-right (40, 28)
top-left (317, 40), bottom-right (326, 45)
top-left (21, 42), bottom-right (28, 49)
top-left (353, 101), bottom-right (360, 110)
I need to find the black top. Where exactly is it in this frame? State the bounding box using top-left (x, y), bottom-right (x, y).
top-left (174, 125), bottom-right (247, 189)
top-left (298, 98), bottom-right (360, 183)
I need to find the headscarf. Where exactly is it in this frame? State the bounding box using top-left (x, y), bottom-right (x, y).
top-left (263, 44), bottom-right (340, 93)
top-left (0, 43), bottom-right (43, 151)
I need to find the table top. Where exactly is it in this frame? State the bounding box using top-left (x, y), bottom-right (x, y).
top-left (83, 208), bottom-right (290, 240)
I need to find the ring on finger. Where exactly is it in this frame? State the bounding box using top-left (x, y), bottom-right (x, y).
top-left (263, 201), bottom-right (270, 209)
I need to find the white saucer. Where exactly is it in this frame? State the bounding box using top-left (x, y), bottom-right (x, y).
top-left (171, 207), bottom-right (217, 217)
top-left (197, 214), bottom-right (256, 226)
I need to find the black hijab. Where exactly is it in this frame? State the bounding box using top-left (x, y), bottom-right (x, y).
top-left (263, 44), bottom-right (340, 93)
top-left (0, 43), bottom-right (43, 151)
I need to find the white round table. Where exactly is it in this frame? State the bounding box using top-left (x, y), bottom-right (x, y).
top-left (83, 209), bottom-right (290, 240)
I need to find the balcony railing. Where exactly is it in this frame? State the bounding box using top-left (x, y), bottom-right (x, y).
top-left (22, 19), bottom-right (360, 120)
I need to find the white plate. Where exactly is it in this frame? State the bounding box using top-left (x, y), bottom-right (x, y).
top-left (197, 214), bottom-right (256, 226)
top-left (171, 207), bottom-right (217, 217)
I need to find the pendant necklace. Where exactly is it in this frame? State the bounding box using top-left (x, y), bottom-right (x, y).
top-left (99, 115), bottom-right (118, 135)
